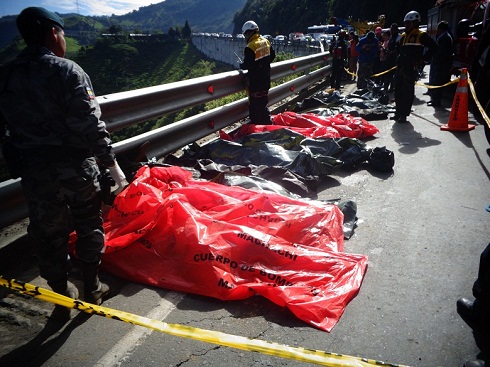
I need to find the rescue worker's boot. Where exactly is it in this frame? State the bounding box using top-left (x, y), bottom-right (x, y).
top-left (83, 262), bottom-right (109, 305)
top-left (47, 279), bottom-right (79, 323)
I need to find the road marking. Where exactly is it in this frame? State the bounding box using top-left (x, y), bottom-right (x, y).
top-left (1, 277), bottom-right (410, 367)
top-left (93, 289), bottom-right (184, 367)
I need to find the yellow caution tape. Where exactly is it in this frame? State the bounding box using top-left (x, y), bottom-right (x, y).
top-left (468, 74), bottom-right (490, 130)
top-left (415, 78), bottom-right (459, 89)
top-left (342, 65), bottom-right (395, 79)
top-left (344, 67), bottom-right (357, 77)
top-left (0, 276), bottom-right (411, 367)
top-left (370, 66), bottom-right (397, 78)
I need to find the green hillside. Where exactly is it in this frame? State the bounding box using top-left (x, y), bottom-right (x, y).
top-left (117, 0), bottom-right (247, 33)
top-left (0, 0), bottom-right (247, 49)
top-left (75, 37), bottom-right (231, 94)
top-left (73, 37), bottom-right (235, 142)
top-left (0, 36), bottom-right (233, 182)
top-left (232, 0), bottom-right (436, 35)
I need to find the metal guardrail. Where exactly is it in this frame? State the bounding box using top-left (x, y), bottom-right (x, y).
top-left (0, 52), bottom-right (331, 229)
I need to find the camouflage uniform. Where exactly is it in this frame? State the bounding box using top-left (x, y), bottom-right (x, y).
top-left (0, 45), bottom-right (116, 285)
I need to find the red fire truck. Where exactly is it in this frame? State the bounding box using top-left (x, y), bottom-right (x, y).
top-left (428, 0), bottom-right (488, 71)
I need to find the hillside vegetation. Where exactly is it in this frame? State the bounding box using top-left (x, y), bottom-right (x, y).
top-left (233, 0), bottom-right (436, 35)
top-left (0, 0), bottom-right (246, 49)
top-left (74, 37), bottom-right (235, 141)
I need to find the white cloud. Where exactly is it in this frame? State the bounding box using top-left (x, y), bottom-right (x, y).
top-left (43, 0), bottom-right (161, 16)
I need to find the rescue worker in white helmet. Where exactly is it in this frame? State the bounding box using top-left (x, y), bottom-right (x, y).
top-left (239, 20), bottom-right (276, 125)
top-left (392, 10), bottom-right (437, 123)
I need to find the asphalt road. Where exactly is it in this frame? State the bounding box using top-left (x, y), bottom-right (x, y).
top-left (1, 70), bottom-right (489, 367)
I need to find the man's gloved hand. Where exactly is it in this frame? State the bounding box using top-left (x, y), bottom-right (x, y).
top-left (108, 162), bottom-right (129, 194)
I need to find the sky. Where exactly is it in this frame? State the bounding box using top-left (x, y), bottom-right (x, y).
top-left (0, 0), bottom-right (164, 17)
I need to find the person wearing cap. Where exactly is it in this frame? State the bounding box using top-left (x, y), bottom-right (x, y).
top-left (391, 10), bottom-right (437, 123)
top-left (428, 20), bottom-right (453, 107)
top-left (239, 20), bottom-right (275, 125)
top-left (329, 30), bottom-right (348, 90)
top-left (0, 7), bottom-right (128, 321)
top-left (355, 31), bottom-right (380, 89)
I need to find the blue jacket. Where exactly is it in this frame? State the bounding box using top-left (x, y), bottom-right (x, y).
top-left (356, 35), bottom-right (379, 64)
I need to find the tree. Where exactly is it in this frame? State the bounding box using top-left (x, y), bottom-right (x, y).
top-left (168, 27), bottom-right (176, 39)
top-left (183, 20), bottom-right (192, 39)
top-left (108, 24), bottom-right (122, 34)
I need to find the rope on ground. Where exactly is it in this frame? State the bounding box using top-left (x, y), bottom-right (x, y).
top-left (0, 276), bottom-right (411, 367)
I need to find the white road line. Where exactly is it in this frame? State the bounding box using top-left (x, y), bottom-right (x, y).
top-left (93, 291), bottom-right (184, 367)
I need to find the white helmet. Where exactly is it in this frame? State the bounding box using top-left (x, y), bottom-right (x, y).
top-left (242, 20), bottom-right (259, 34)
top-left (404, 11), bottom-right (421, 22)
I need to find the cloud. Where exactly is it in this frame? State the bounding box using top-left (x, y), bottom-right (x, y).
top-left (43, 0), bottom-right (159, 16)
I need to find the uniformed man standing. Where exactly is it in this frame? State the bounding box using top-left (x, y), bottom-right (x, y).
top-left (392, 11), bottom-right (438, 123)
top-left (239, 20), bottom-right (276, 125)
top-left (0, 7), bottom-right (128, 321)
top-left (329, 30), bottom-right (348, 90)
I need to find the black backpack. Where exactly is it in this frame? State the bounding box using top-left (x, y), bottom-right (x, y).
top-left (368, 146), bottom-right (395, 172)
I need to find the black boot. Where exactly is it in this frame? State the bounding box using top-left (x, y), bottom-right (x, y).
top-left (47, 279), bottom-right (79, 323)
top-left (83, 262), bottom-right (109, 305)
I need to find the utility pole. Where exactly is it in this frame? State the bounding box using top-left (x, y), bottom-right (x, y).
top-left (75, 0), bottom-right (80, 14)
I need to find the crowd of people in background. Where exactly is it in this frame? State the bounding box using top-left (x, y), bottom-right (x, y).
top-left (329, 20), bottom-right (438, 93)
top-left (326, 11), bottom-right (455, 125)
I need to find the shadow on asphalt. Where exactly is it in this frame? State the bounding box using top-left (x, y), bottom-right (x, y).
top-left (0, 312), bottom-right (92, 367)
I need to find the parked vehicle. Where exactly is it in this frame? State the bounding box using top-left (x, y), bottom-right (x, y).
top-left (274, 35), bottom-right (287, 43)
top-left (318, 34), bottom-right (334, 44)
top-left (290, 32), bottom-right (305, 42)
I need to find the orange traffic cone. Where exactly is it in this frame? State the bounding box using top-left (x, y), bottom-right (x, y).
top-left (441, 68), bottom-right (475, 132)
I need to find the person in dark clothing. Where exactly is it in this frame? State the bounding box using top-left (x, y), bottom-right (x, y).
top-left (457, 243), bottom-right (490, 367)
top-left (385, 24), bottom-right (400, 92)
top-left (0, 7), bottom-right (128, 322)
top-left (392, 10), bottom-right (438, 123)
top-left (239, 20), bottom-right (276, 125)
top-left (471, 16), bottom-right (490, 143)
top-left (428, 21), bottom-right (453, 107)
top-left (329, 30), bottom-right (348, 90)
top-left (356, 31), bottom-right (380, 89)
